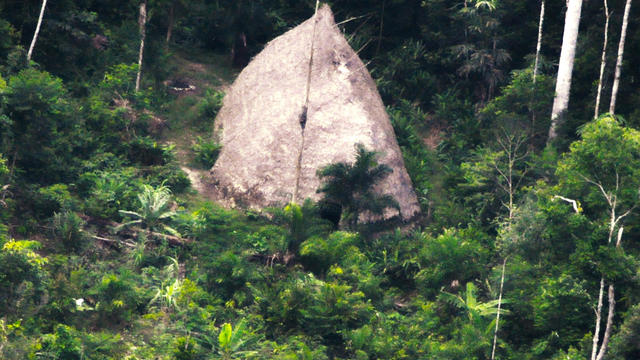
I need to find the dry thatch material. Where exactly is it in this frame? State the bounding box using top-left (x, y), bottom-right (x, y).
top-left (208, 4), bottom-right (420, 221)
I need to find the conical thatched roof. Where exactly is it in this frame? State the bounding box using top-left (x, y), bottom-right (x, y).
top-left (208, 4), bottom-right (420, 221)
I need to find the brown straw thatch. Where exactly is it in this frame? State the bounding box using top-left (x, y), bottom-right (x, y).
top-left (208, 4), bottom-right (420, 221)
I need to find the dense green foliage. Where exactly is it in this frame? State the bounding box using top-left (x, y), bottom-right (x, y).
top-left (1, 0), bottom-right (640, 359)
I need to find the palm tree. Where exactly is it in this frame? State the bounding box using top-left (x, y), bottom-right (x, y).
top-left (442, 282), bottom-right (509, 323)
top-left (317, 144), bottom-right (399, 228)
top-left (149, 257), bottom-right (181, 310)
top-left (278, 200), bottom-right (329, 253)
top-left (216, 320), bottom-right (260, 359)
top-left (117, 184), bottom-right (179, 236)
top-left (452, 0), bottom-right (510, 103)
top-left (442, 282), bottom-right (511, 358)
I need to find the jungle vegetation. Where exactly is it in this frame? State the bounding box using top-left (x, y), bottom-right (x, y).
top-left (1, 0), bottom-right (640, 359)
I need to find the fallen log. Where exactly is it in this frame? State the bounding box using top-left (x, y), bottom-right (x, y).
top-left (91, 235), bottom-right (136, 248)
top-left (79, 214), bottom-right (192, 246)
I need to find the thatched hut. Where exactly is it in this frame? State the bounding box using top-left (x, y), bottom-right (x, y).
top-left (208, 4), bottom-right (420, 221)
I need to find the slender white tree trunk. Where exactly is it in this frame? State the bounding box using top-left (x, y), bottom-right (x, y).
top-left (609, 0), bottom-right (633, 114)
top-left (531, 1), bottom-right (545, 143)
top-left (27, 0), bottom-right (48, 63)
top-left (491, 257), bottom-right (508, 360)
top-left (533, 0), bottom-right (545, 83)
top-left (594, 0), bottom-right (610, 119)
top-left (595, 226), bottom-right (624, 360)
top-left (591, 277), bottom-right (605, 360)
top-left (135, 1), bottom-right (148, 92)
top-left (595, 284), bottom-right (616, 360)
top-left (548, 0), bottom-right (583, 142)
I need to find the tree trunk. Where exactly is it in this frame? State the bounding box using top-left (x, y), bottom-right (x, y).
top-left (531, 1), bottom-right (545, 145)
top-left (595, 226), bottom-right (624, 360)
top-left (548, 0), bottom-right (583, 142)
top-left (135, 0), bottom-right (148, 92)
top-left (595, 284), bottom-right (616, 360)
top-left (26, 0), bottom-right (48, 63)
top-left (591, 277), bottom-right (605, 360)
top-left (533, 0), bottom-right (545, 83)
top-left (166, 1), bottom-right (175, 47)
top-left (594, 0), bottom-right (610, 119)
top-left (609, 0), bottom-right (633, 114)
top-left (491, 257), bottom-right (508, 360)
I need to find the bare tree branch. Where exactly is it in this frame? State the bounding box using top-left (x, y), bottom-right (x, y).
top-left (553, 195), bottom-right (581, 213)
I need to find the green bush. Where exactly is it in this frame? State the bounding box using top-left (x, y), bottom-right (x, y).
top-left (33, 325), bottom-right (126, 360)
top-left (414, 228), bottom-right (491, 298)
top-left (127, 136), bottom-right (175, 166)
top-left (267, 200), bottom-right (332, 253)
top-left (146, 163), bottom-right (191, 194)
top-left (0, 240), bottom-right (48, 316)
top-left (173, 336), bottom-right (202, 360)
top-left (197, 89), bottom-right (224, 120)
top-left (35, 184), bottom-right (77, 218)
top-left (52, 211), bottom-right (87, 252)
top-left (4, 68), bottom-right (83, 183)
top-left (300, 231), bottom-right (359, 275)
top-left (36, 324), bottom-right (83, 360)
top-left (192, 136), bottom-right (222, 169)
top-left (200, 250), bottom-right (258, 303)
top-left (81, 168), bottom-right (142, 219)
top-left (90, 272), bottom-right (146, 326)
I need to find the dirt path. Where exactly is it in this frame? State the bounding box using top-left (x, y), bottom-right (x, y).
top-left (181, 166), bottom-right (208, 194)
top-left (160, 52), bottom-right (236, 196)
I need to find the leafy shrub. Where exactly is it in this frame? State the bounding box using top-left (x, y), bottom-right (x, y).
top-left (36, 324), bottom-right (83, 360)
top-left (81, 168), bottom-right (142, 219)
top-left (197, 89), bottom-right (224, 120)
top-left (300, 231), bottom-right (359, 275)
top-left (173, 336), bottom-right (202, 360)
top-left (33, 324), bottom-right (126, 360)
top-left (414, 228), bottom-right (491, 298)
top-left (52, 211), bottom-right (87, 252)
top-left (185, 202), bottom-right (245, 242)
top-left (609, 304), bottom-right (640, 360)
top-left (192, 136), bottom-right (222, 169)
top-left (200, 250), bottom-right (258, 303)
top-left (267, 200), bottom-right (331, 253)
top-left (0, 240), bottom-right (48, 316)
top-left (4, 68), bottom-right (82, 183)
top-left (300, 277), bottom-right (372, 341)
top-left (98, 63), bottom-right (152, 108)
top-left (346, 305), bottom-right (440, 359)
top-left (0, 19), bottom-right (17, 60)
top-left (35, 184), bottom-right (77, 218)
top-left (90, 272), bottom-right (145, 325)
top-left (258, 272), bottom-right (372, 346)
top-left (244, 225), bottom-right (287, 254)
top-left (127, 136), bottom-right (175, 166)
top-left (530, 274), bottom-right (592, 354)
top-left (146, 163), bottom-right (191, 194)
top-left (374, 40), bottom-right (435, 106)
